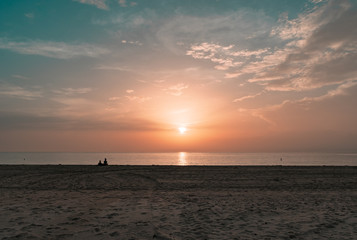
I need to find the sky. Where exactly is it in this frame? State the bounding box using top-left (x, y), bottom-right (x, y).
top-left (0, 0), bottom-right (357, 152)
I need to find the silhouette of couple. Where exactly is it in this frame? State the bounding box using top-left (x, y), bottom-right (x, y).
top-left (98, 158), bottom-right (108, 166)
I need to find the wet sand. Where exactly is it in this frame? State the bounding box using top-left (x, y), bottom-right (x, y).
top-left (0, 165), bottom-right (356, 239)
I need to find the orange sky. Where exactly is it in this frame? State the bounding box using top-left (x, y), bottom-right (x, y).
top-left (1, 0), bottom-right (357, 152)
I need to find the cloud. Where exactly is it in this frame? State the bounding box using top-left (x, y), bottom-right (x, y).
top-left (0, 111), bottom-right (67, 130)
top-left (118, 0), bottom-right (127, 7)
top-left (250, 80), bottom-right (357, 126)
top-left (254, 0), bottom-right (357, 90)
top-left (109, 97), bottom-right (121, 101)
top-left (233, 91), bottom-right (264, 102)
top-left (12, 75), bottom-right (29, 80)
top-left (164, 83), bottom-right (188, 96)
top-left (25, 13), bottom-right (34, 19)
top-left (92, 9), bottom-right (153, 27)
top-left (0, 38), bottom-right (109, 59)
top-left (53, 88), bottom-right (92, 96)
top-left (125, 95), bottom-right (151, 103)
top-left (109, 91), bottom-right (150, 104)
top-left (252, 82), bottom-right (357, 150)
top-left (73, 0), bottom-right (108, 10)
top-left (50, 97), bottom-right (93, 110)
top-left (0, 84), bottom-right (42, 100)
top-left (95, 65), bottom-right (132, 71)
top-left (185, 0), bottom-right (357, 94)
top-left (186, 42), bottom-right (268, 71)
top-left (121, 40), bottom-right (143, 46)
top-left (0, 110), bottom-right (163, 131)
top-left (118, 0), bottom-right (137, 7)
top-left (156, 10), bottom-right (273, 54)
top-left (299, 80), bottom-right (357, 102)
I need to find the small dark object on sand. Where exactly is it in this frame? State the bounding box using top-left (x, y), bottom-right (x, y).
top-left (98, 158), bottom-right (108, 166)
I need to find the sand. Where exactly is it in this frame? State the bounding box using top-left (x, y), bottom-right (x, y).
top-left (0, 165), bottom-right (356, 240)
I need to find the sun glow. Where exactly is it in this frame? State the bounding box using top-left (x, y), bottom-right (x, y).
top-left (178, 127), bottom-right (187, 134)
top-left (178, 152), bottom-right (187, 165)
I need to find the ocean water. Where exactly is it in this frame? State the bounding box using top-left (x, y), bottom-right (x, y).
top-left (0, 152), bottom-right (356, 166)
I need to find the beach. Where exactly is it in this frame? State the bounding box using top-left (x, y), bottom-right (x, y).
top-left (0, 165), bottom-right (356, 239)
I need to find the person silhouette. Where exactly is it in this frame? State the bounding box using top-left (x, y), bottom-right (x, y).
top-left (98, 160), bottom-right (103, 166)
top-left (103, 158), bottom-right (108, 166)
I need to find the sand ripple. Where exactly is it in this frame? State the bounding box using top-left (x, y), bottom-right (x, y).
top-left (0, 165), bottom-right (356, 239)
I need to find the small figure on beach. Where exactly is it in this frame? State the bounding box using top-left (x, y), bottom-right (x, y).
top-left (97, 158), bottom-right (108, 166)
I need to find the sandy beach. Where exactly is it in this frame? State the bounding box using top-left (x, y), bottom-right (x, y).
top-left (0, 165), bottom-right (356, 239)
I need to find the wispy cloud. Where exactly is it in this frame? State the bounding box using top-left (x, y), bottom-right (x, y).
top-left (157, 10), bottom-right (273, 54)
top-left (0, 110), bottom-right (164, 131)
top-left (53, 88), bottom-right (92, 96)
top-left (0, 38), bottom-right (109, 59)
top-left (50, 96), bottom-right (100, 119)
top-left (25, 13), bottom-right (34, 19)
top-left (109, 96), bottom-right (121, 101)
top-left (12, 75), bottom-right (30, 80)
top-left (95, 65), bottom-right (132, 71)
top-left (233, 91), bottom-right (264, 102)
top-left (186, 0), bottom-right (357, 93)
top-left (126, 95), bottom-right (151, 103)
top-left (0, 84), bottom-right (42, 100)
top-left (187, 42), bottom-right (268, 71)
top-left (92, 9), bottom-right (151, 27)
top-left (252, 81), bottom-right (357, 138)
top-left (310, 0), bottom-right (325, 3)
top-left (73, 0), bottom-right (108, 10)
top-left (257, 0), bottom-right (357, 91)
top-left (121, 40), bottom-right (143, 46)
top-left (118, 0), bottom-right (127, 7)
top-left (164, 83), bottom-right (189, 96)
top-left (108, 91), bottom-right (151, 104)
top-left (118, 0), bottom-right (137, 7)
top-left (299, 80), bottom-right (357, 103)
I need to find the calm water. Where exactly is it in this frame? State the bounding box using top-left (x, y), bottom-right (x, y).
top-left (0, 152), bottom-right (357, 166)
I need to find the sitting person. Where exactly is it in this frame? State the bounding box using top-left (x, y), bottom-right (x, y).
top-left (103, 158), bottom-right (108, 166)
top-left (98, 160), bottom-right (103, 166)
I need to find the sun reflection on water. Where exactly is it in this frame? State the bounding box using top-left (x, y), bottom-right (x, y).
top-left (178, 152), bottom-right (187, 165)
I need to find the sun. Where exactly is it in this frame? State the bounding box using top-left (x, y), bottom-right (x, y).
top-left (178, 127), bottom-right (187, 134)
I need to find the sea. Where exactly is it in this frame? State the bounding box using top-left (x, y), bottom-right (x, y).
top-left (0, 152), bottom-right (357, 166)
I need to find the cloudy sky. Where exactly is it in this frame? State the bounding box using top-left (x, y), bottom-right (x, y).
top-left (1, 0), bottom-right (357, 152)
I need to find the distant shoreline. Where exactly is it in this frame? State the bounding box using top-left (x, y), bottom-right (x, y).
top-left (1, 152), bottom-right (356, 166)
top-left (1, 164), bottom-right (357, 167)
